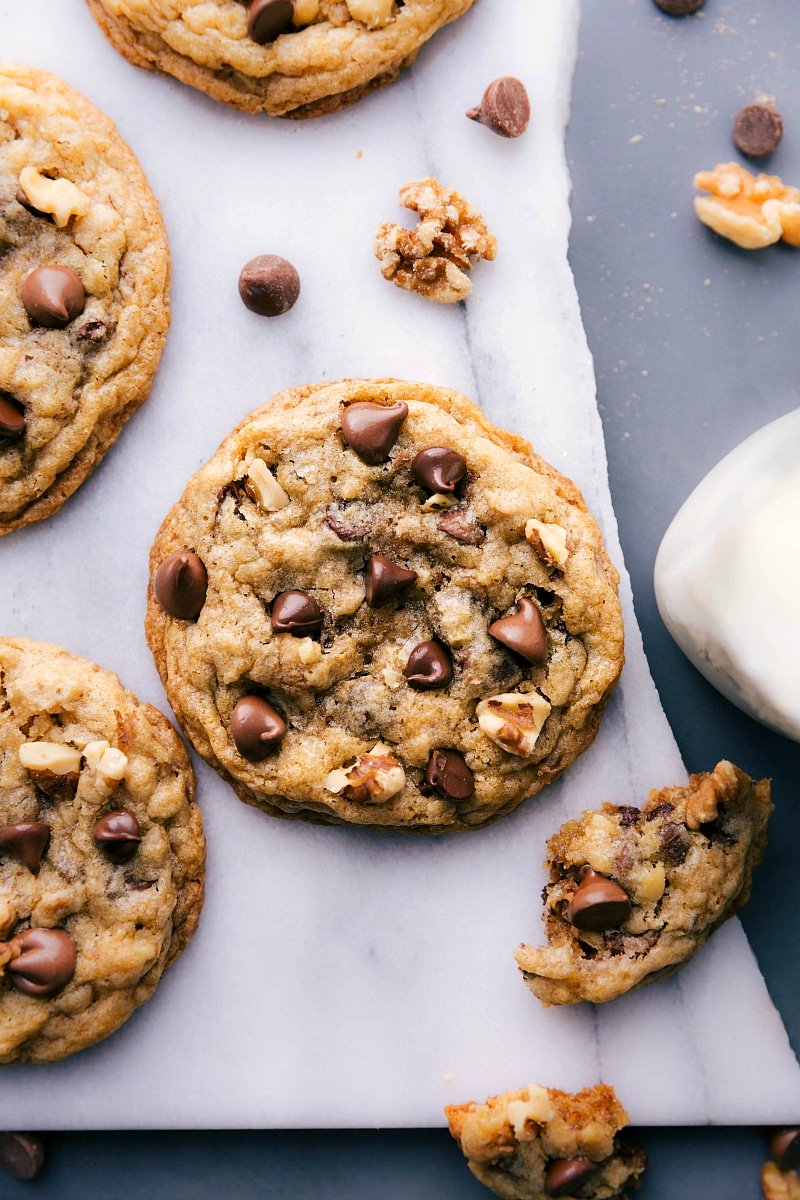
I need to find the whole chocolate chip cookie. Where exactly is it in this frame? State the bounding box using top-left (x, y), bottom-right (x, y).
top-left (146, 379), bottom-right (624, 833)
top-left (84, 0), bottom-right (476, 117)
top-left (0, 638), bottom-right (204, 1063)
top-left (0, 65), bottom-right (170, 536)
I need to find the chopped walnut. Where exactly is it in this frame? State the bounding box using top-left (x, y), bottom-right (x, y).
top-left (18, 166), bottom-right (90, 229)
top-left (763, 1162), bottom-right (800, 1200)
top-left (684, 759), bottom-right (740, 831)
top-left (476, 692), bottom-right (551, 758)
top-left (375, 177), bottom-right (498, 303)
top-left (525, 518), bottom-right (569, 568)
top-left (324, 742), bottom-right (406, 804)
top-left (694, 162), bottom-right (800, 249)
top-left (346, 0), bottom-right (394, 27)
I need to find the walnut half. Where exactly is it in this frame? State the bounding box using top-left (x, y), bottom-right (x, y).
top-left (694, 162), bottom-right (800, 249)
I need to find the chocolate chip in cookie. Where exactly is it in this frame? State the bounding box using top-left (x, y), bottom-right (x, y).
top-left (566, 867), bottom-right (632, 932)
top-left (364, 555), bottom-right (417, 607)
top-left (0, 822), bottom-right (50, 874)
top-left (405, 640), bottom-right (453, 690)
top-left (423, 749), bottom-right (474, 801)
top-left (271, 590), bottom-right (323, 636)
top-left (341, 401), bottom-right (408, 464)
top-left (238, 254), bottom-right (300, 316)
top-left (544, 1157), bottom-right (599, 1197)
top-left (411, 446), bottom-right (466, 493)
top-left (93, 811), bottom-right (142, 864)
top-left (466, 77), bottom-right (531, 139)
top-left (0, 393), bottom-right (25, 447)
top-left (246, 0), bottom-right (294, 45)
top-left (22, 265), bottom-right (85, 328)
top-left (6, 928), bottom-right (77, 998)
top-left (154, 552), bottom-right (208, 621)
top-left (489, 598), bottom-right (548, 665)
top-left (231, 695), bottom-right (287, 760)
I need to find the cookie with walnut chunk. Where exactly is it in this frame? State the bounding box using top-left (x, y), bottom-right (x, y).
top-left (445, 1082), bottom-right (646, 1199)
top-left (0, 638), bottom-right (204, 1063)
top-left (145, 378), bottom-right (623, 833)
top-left (516, 760), bottom-right (771, 1005)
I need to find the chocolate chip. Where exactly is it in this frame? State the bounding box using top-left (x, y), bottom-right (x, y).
top-left (247, 0), bottom-right (294, 42)
top-left (154, 551), bottom-right (208, 620)
top-left (404, 640), bottom-right (453, 690)
top-left (21, 264), bottom-right (85, 328)
top-left (646, 802), bottom-right (674, 822)
top-left (436, 506), bottom-right (485, 545)
top-left (771, 1129), bottom-right (800, 1172)
top-left (7, 927), bottom-right (77, 998)
top-left (411, 446), bottom-right (467, 493)
top-left (0, 822), bottom-right (50, 874)
top-left (271, 590), bottom-right (323, 636)
top-left (733, 102), bottom-right (784, 158)
top-left (93, 810), bottom-right (142, 864)
top-left (231, 695), bottom-right (287, 760)
top-left (660, 822), bottom-right (689, 865)
top-left (238, 254), bottom-right (300, 316)
top-left (0, 1133), bottom-right (44, 1182)
top-left (325, 503), bottom-right (371, 543)
top-left (489, 598), bottom-right (548, 665)
top-left (652, 0), bottom-right (703, 12)
top-left (618, 805), bottom-right (641, 828)
top-left (75, 317), bottom-right (109, 343)
top-left (364, 555), bottom-right (417, 607)
top-left (423, 748), bottom-right (474, 801)
top-left (566, 866), bottom-right (632, 933)
top-left (0, 392), bottom-right (25, 447)
top-left (544, 1157), bottom-right (599, 1197)
top-left (31, 769), bottom-right (79, 802)
top-left (341, 401), bottom-right (408, 465)
top-left (466, 76), bottom-right (531, 139)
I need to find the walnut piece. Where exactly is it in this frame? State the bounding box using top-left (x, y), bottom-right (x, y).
top-left (19, 741), bottom-right (82, 775)
top-left (684, 758), bottom-right (739, 831)
top-left (525, 518), bottom-right (569, 568)
top-left (324, 742), bottom-right (406, 804)
top-left (476, 693), bottom-right (551, 758)
top-left (244, 459), bottom-right (290, 512)
top-left (763, 1162), bottom-right (800, 1200)
top-left (83, 739), bottom-right (128, 783)
top-left (346, 0), bottom-right (394, 27)
top-left (18, 166), bottom-right (90, 229)
top-left (375, 177), bottom-right (498, 303)
top-left (694, 162), bottom-right (800, 249)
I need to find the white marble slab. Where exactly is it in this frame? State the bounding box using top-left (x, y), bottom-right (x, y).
top-left (1, 0), bottom-right (799, 1128)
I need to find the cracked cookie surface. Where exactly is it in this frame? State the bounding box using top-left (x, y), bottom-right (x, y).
top-left (0, 64), bottom-right (170, 536)
top-left (85, 0), bottom-right (476, 117)
top-left (0, 638), bottom-right (204, 1063)
top-left (516, 761), bottom-right (771, 1005)
top-left (145, 379), bottom-right (624, 833)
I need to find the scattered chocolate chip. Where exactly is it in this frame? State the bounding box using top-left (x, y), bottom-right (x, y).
top-left (423, 748), bottom-right (474, 801)
top-left (0, 392), bottom-right (25, 447)
top-left (364, 555), bottom-right (417, 607)
top-left (231, 695), bottom-right (287, 760)
top-left (271, 590), bottom-right (323, 636)
top-left (404, 640), bottom-right (453, 690)
top-left (238, 253), bottom-right (300, 316)
top-left (645, 802), bottom-right (674, 822)
top-left (618, 805), bottom-right (642, 828)
top-left (466, 76), bottom-right (531, 138)
top-left (652, 0), bottom-right (704, 12)
top-left (436, 506), bottom-right (485, 545)
top-left (7, 927), bottom-right (77, 998)
top-left (75, 317), bottom-right (109, 343)
top-left (771, 1129), bottom-right (800, 1172)
top-left (341, 401), bottom-right (408, 465)
top-left (489, 598), bottom-right (548, 665)
top-left (93, 810), bottom-right (142, 864)
top-left (544, 1157), bottom-right (599, 1197)
top-left (660, 822), bottom-right (690, 865)
top-left (247, 0), bottom-right (294, 43)
top-left (31, 769), bottom-right (79, 802)
top-left (0, 1132), bottom-right (45, 1182)
top-left (0, 822), bottom-right (50, 874)
top-left (733, 102), bottom-right (784, 158)
top-left (153, 551), bottom-right (208, 621)
top-left (21, 264), bottom-right (85, 328)
top-left (324, 503), bottom-right (371, 543)
top-left (411, 446), bottom-right (467, 493)
top-left (566, 866), bottom-right (632, 933)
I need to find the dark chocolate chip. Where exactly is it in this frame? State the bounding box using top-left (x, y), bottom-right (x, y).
top-left (436, 506), bottom-right (485, 545)
top-left (7, 927), bottom-right (77, 998)
top-left (247, 0), bottom-right (294, 42)
top-left (466, 76), bottom-right (531, 138)
top-left (364, 555), bottom-right (417, 607)
top-left (22, 265), bottom-right (85, 327)
top-left (0, 1133), bottom-right (45, 1182)
top-left (489, 598), bottom-right (548, 665)
top-left (324, 503), bottom-right (370, 543)
top-left (154, 552), bottom-right (208, 621)
top-left (0, 822), bottom-right (50, 874)
top-left (544, 1157), bottom-right (599, 1197)
top-left (660, 822), bottom-right (690, 866)
top-left (733, 102), bottom-right (784, 158)
top-left (652, 0), bottom-right (704, 12)
top-left (30, 769), bottom-right (79, 802)
top-left (271, 590), bottom-right (323, 636)
top-left (341, 401), bottom-right (408, 465)
top-left (411, 446), bottom-right (467, 493)
top-left (404, 641), bottom-right (453, 690)
top-left (93, 811), bottom-right (142, 864)
top-left (231, 695), bottom-right (287, 760)
top-left (771, 1129), bottom-right (800, 1172)
top-left (566, 866), bottom-right (632, 933)
top-left (423, 748), bottom-right (474, 801)
top-left (0, 393), bottom-right (25, 447)
top-left (75, 317), bottom-right (110, 343)
top-left (618, 805), bottom-right (642, 828)
top-left (646, 802), bottom-right (674, 822)
top-left (238, 254), bottom-right (300, 316)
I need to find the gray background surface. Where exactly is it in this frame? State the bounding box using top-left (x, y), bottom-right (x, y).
top-left (5, 0), bottom-right (797, 1195)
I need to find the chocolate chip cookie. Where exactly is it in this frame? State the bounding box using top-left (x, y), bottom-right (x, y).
top-left (0, 65), bottom-right (170, 536)
top-left (85, 0), bottom-right (476, 117)
top-left (146, 379), bottom-right (624, 833)
top-left (0, 638), bottom-right (204, 1063)
top-left (445, 1083), bottom-right (646, 1199)
top-left (516, 760), bottom-right (771, 1006)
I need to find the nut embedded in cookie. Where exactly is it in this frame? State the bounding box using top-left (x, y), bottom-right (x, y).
top-left (516, 761), bottom-right (772, 1006)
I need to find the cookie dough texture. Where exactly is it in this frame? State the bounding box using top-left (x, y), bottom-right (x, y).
top-left (85, 0), bottom-right (477, 117)
top-left (0, 638), bottom-right (204, 1063)
top-left (516, 761), bottom-right (771, 1006)
top-left (445, 1083), bottom-right (646, 1200)
top-left (146, 379), bottom-right (624, 833)
top-left (0, 65), bottom-right (170, 536)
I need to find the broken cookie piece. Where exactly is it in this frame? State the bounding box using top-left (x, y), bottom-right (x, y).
top-left (694, 162), bottom-right (800, 249)
top-left (375, 178), bottom-right (497, 303)
top-left (516, 761), bottom-right (771, 1006)
top-left (445, 1082), bottom-right (646, 1199)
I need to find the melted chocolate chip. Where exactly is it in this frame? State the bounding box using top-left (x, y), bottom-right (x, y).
top-left (154, 552), bottom-right (208, 620)
top-left (247, 0), bottom-right (294, 42)
top-left (0, 393), bottom-right (25, 447)
top-left (436, 506), bottom-right (485, 545)
top-left (22, 264), bottom-right (85, 327)
top-left (0, 1133), bottom-right (45, 1182)
top-left (364, 555), bottom-right (417, 607)
top-left (489, 597), bottom-right (548, 665)
top-left (271, 590), bottom-right (323, 636)
top-left (544, 1157), bottom-right (599, 1197)
top-left (466, 76), bottom-right (531, 138)
top-left (231, 695), bottom-right (287, 760)
top-left (423, 748), bottom-right (474, 802)
top-left (93, 810), bottom-right (142, 864)
top-left (566, 866), bottom-right (632, 933)
top-left (660, 823), bottom-right (690, 865)
top-left (411, 446), bottom-right (467, 493)
top-left (618, 805), bottom-right (642, 828)
top-left (7, 927), bottom-right (77, 998)
top-left (404, 641), bottom-right (453, 690)
top-left (238, 254), bottom-right (300, 316)
top-left (0, 822), bottom-right (50, 874)
top-left (341, 401), bottom-right (408, 465)
top-left (325, 503), bottom-right (371, 543)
